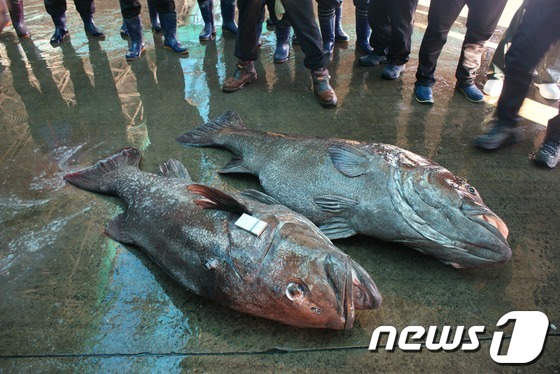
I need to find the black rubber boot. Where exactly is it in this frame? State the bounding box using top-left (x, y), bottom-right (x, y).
top-left (334, 6), bottom-right (348, 43)
top-left (8, 0), bottom-right (30, 37)
top-left (318, 7), bottom-right (335, 54)
top-left (147, 0), bottom-right (162, 32)
top-left (50, 13), bottom-right (69, 44)
top-left (159, 11), bottom-right (189, 55)
top-left (274, 24), bottom-right (290, 63)
top-left (80, 13), bottom-right (104, 38)
top-left (355, 8), bottom-right (372, 54)
top-left (123, 15), bottom-right (145, 61)
top-left (220, 0), bottom-right (237, 35)
top-left (199, 0), bottom-right (216, 41)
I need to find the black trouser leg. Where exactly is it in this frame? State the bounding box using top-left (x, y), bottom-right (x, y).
top-left (234, 0), bottom-right (264, 61)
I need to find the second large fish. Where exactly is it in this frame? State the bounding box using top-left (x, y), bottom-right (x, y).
top-left (177, 111), bottom-right (512, 269)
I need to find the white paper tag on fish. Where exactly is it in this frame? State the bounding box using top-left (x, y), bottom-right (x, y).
top-left (235, 213), bottom-right (268, 236)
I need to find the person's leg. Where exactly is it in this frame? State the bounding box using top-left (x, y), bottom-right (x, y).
top-left (120, 0), bottom-right (145, 60)
top-left (454, 0), bottom-right (507, 102)
top-left (475, 0), bottom-right (560, 150)
top-left (534, 108), bottom-right (560, 167)
top-left (7, 0), bottom-right (31, 37)
top-left (74, 0), bottom-right (104, 37)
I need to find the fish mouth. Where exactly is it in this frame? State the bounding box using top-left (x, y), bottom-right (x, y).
top-left (462, 204), bottom-right (509, 243)
top-left (325, 254), bottom-right (382, 330)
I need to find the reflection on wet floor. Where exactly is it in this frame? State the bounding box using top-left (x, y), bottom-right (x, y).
top-left (1, 0), bottom-right (559, 372)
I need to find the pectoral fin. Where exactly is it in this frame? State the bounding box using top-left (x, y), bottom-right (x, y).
top-left (187, 184), bottom-right (250, 215)
top-left (329, 144), bottom-right (371, 177)
top-left (318, 217), bottom-right (357, 240)
top-left (105, 213), bottom-right (136, 244)
top-left (241, 189), bottom-right (282, 205)
top-left (314, 195), bottom-right (358, 214)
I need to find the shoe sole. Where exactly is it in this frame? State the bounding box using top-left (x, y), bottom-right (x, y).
top-left (415, 95), bottom-right (434, 105)
top-left (164, 45), bottom-right (189, 55)
top-left (126, 47), bottom-right (146, 62)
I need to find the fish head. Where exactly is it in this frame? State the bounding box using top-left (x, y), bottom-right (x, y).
top-left (396, 165), bottom-right (511, 268)
top-left (254, 217), bottom-right (382, 330)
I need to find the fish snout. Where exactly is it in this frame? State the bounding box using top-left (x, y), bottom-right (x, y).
top-left (324, 254), bottom-right (382, 329)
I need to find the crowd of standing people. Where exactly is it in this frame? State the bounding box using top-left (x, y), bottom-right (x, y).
top-left (1, 0), bottom-right (559, 168)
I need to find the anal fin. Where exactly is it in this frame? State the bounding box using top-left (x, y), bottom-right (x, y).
top-left (218, 156), bottom-right (255, 175)
top-left (105, 213), bottom-right (136, 244)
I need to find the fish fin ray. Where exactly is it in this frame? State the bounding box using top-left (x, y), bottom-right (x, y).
top-left (314, 195), bottom-right (358, 214)
top-left (176, 111), bottom-right (246, 147)
top-left (158, 159), bottom-right (192, 182)
top-left (318, 218), bottom-right (357, 240)
top-left (105, 213), bottom-right (135, 244)
top-left (218, 157), bottom-right (255, 175)
top-left (240, 189), bottom-right (282, 205)
top-left (187, 184), bottom-right (250, 214)
top-left (328, 144), bottom-right (371, 177)
top-left (63, 147), bottom-right (141, 194)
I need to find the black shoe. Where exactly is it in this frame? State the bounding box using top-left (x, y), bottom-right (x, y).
top-left (533, 139), bottom-right (560, 168)
top-left (475, 121), bottom-right (521, 150)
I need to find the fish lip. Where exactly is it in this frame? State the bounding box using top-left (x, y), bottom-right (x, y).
top-left (462, 204), bottom-right (509, 244)
top-left (343, 260), bottom-right (355, 330)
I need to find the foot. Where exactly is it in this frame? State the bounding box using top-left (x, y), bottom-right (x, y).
top-left (456, 84), bottom-right (484, 103)
top-left (533, 139), bottom-right (560, 168)
top-left (312, 68), bottom-right (337, 107)
top-left (164, 38), bottom-right (189, 54)
top-left (358, 53), bottom-right (386, 66)
top-left (222, 61), bottom-right (257, 93)
top-left (535, 83), bottom-right (560, 100)
top-left (381, 64), bottom-right (404, 80)
top-left (414, 85), bottom-right (434, 104)
top-left (475, 121), bottom-right (522, 150)
top-left (126, 42), bottom-right (146, 61)
top-left (483, 79), bottom-right (503, 97)
top-left (335, 27), bottom-right (349, 43)
top-left (50, 28), bottom-right (69, 44)
top-left (199, 24), bottom-right (216, 41)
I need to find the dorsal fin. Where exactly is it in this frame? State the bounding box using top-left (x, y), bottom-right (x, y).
top-left (187, 184), bottom-right (250, 214)
top-left (158, 159), bottom-right (192, 182)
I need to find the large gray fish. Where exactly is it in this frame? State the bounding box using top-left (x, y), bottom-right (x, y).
top-left (177, 111), bottom-right (512, 269)
top-left (63, 147), bottom-right (381, 330)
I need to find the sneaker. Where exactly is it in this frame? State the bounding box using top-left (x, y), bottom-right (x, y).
top-left (534, 83), bottom-right (560, 100)
top-left (311, 68), bottom-right (337, 107)
top-left (358, 53), bottom-right (387, 67)
top-left (222, 61), bottom-right (257, 93)
top-left (414, 85), bottom-right (434, 104)
top-left (475, 121), bottom-right (522, 150)
top-left (381, 64), bottom-right (404, 80)
top-left (456, 84), bottom-right (484, 102)
top-left (483, 79), bottom-right (504, 97)
top-left (533, 139), bottom-right (560, 168)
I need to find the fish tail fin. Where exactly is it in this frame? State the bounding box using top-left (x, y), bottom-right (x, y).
top-left (63, 147), bottom-right (142, 194)
top-left (176, 111), bottom-right (246, 147)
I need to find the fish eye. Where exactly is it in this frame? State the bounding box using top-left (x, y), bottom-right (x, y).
top-left (286, 282), bottom-right (306, 301)
top-left (467, 185), bottom-right (476, 195)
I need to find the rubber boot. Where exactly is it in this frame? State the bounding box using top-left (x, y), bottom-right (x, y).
top-left (80, 12), bottom-right (104, 38)
top-left (50, 13), bottom-right (69, 44)
top-left (123, 15), bottom-right (145, 61)
top-left (159, 11), bottom-right (188, 55)
top-left (220, 0), bottom-right (237, 35)
top-left (312, 68), bottom-right (337, 107)
top-left (8, 0), bottom-right (30, 37)
top-left (147, 0), bottom-right (162, 32)
top-left (274, 24), bottom-right (290, 63)
top-left (355, 7), bottom-right (372, 54)
top-left (318, 7), bottom-right (335, 54)
top-left (198, 0), bottom-right (215, 41)
top-left (120, 21), bottom-right (128, 37)
top-left (222, 60), bottom-right (257, 92)
top-left (334, 6), bottom-right (348, 43)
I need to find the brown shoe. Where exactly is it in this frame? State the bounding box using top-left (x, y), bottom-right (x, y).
top-left (222, 60), bottom-right (257, 93)
top-left (312, 68), bottom-right (337, 107)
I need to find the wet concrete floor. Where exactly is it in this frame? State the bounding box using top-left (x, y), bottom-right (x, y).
top-left (1, 0), bottom-right (559, 372)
